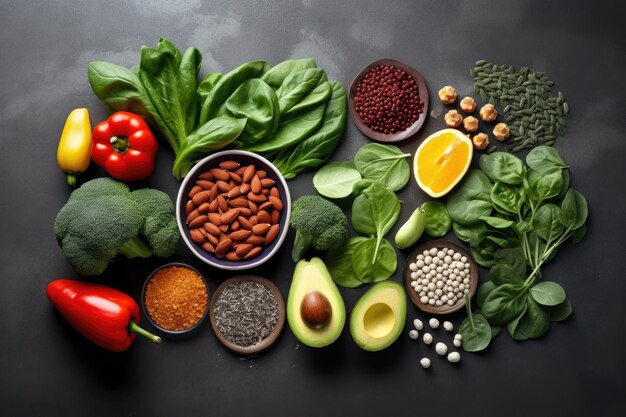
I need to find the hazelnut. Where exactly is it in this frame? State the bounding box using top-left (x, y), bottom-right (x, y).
top-left (463, 116), bottom-right (479, 132)
top-left (438, 86), bottom-right (457, 105)
top-left (444, 110), bottom-right (463, 128)
top-left (479, 104), bottom-right (497, 122)
top-left (472, 133), bottom-right (490, 150)
top-left (300, 291), bottom-right (332, 328)
top-left (493, 123), bottom-right (510, 141)
top-left (459, 97), bottom-right (477, 113)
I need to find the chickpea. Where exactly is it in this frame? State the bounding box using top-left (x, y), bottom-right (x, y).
top-left (479, 104), bottom-right (497, 122)
top-left (493, 123), bottom-right (511, 141)
top-left (444, 110), bottom-right (463, 128)
top-left (438, 86), bottom-right (457, 105)
top-left (472, 133), bottom-right (489, 150)
top-left (459, 96), bottom-right (477, 113)
top-left (463, 116), bottom-right (479, 132)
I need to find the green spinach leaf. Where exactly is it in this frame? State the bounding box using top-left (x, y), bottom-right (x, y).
top-left (476, 281), bottom-right (496, 308)
top-left (494, 247), bottom-right (526, 277)
top-left (225, 79), bottom-right (279, 142)
top-left (275, 68), bottom-right (324, 114)
top-left (422, 201), bottom-right (452, 237)
top-left (351, 238), bottom-right (397, 283)
top-left (532, 204), bottom-right (564, 242)
top-left (325, 237), bottom-right (367, 288)
top-left (526, 145), bottom-right (568, 174)
top-left (481, 283), bottom-right (528, 326)
top-left (550, 297), bottom-right (573, 321)
top-left (530, 281), bottom-right (566, 306)
top-left (491, 182), bottom-right (524, 215)
top-left (447, 170), bottom-right (493, 225)
top-left (283, 81), bottom-right (332, 119)
top-left (479, 153), bottom-right (525, 185)
top-left (354, 144), bottom-right (411, 191)
top-left (516, 295), bottom-right (550, 339)
top-left (351, 194), bottom-right (376, 235)
top-left (480, 216), bottom-right (515, 229)
top-left (459, 294), bottom-right (492, 352)
top-left (453, 221), bottom-right (487, 242)
top-left (559, 189), bottom-right (588, 230)
top-left (260, 58), bottom-right (317, 89)
top-left (490, 264), bottom-right (524, 286)
top-left (313, 162), bottom-right (362, 199)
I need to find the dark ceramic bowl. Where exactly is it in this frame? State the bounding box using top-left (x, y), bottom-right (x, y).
top-left (349, 58), bottom-right (429, 142)
top-left (209, 276), bottom-right (286, 356)
top-left (403, 240), bottom-right (478, 315)
top-left (176, 150), bottom-right (291, 270)
top-left (141, 262), bottom-right (210, 339)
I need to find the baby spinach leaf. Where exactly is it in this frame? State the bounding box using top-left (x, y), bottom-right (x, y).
top-left (494, 247), bottom-right (526, 277)
top-left (470, 230), bottom-right (518, 267)
top-left (198, 73), bottom-right (223, 107)
top-left (530, 281), bottom-right (566, 306)
top-left (532, 204), bottom-right (564, 242)
top-left (225, 79), bottom-right (279, 142)
top-left (526, 145), bottom-right (568, 174)
top-left (571, 224), bottom-right (587, 244)
top-left (476, 281), bottom-right (496, 308)
top-left (325, 237), bottom-right (367, 288)
top-left (516, 295), bottom-right (550, 339)
top-left (422, 201), bottom-right (452, 237)
top-left (506, 304), bottom-right (529, 341)
top-left (480, 216), bottom-right (515, 229)
top-left (447, 170), bottom-right (493, 225)
top-left (557, 169), bottom-right (570, 199)
top-left (550, 297), bottom-right (573, 321)
top-left (283, 81), bottom-right (332, 119)
top-left (559, 189), bottom-right (588, 230)
top-left (535, 171), bottom-right (564, 202)
top-left (479, 153), bottom-right (525, 185)
top-left (275, 68), bottom-right (324, 113)
top-left (354, 144), bottom-right (411, 191)
top-left (273, 81), bottom-right (346, 179)
top-left (351, 195), bottom-right (376, 235)
top-left (453, 221), bottom-right (487, 243)
top-left (260, 58), bottom-right (317, 89)
top-left (490, 264), bottom-right (524, 286)
top-left (481, 283), bottom-right (528, 326)
top-left (351, 238), bottom-right (397, 283)
top-left (460, 294), bottom-right (492, 352)
top-left (313, 163), bottom-right (362, 199)
top-left (491, 182), bottom-right (524, 215)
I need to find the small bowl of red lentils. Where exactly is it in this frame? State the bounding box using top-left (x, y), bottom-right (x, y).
top-left (349, 58), bottom-right (429, 142)
top-left (176, 150), bottom-right (291, 271)
top-left (141, 262), bottom-right (210, 339)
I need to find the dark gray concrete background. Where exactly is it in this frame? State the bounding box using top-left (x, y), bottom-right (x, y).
top-left (1, 1), bottom-right (625, 416)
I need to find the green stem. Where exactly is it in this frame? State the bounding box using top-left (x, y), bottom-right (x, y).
top-left (66, 173), bottom-right (78, 187)
top-left (110, 136), bottom-right (130, 154)
top-left (292, 231), bottom-right (313, 262)
top-left (465, 293), bottom-right (475, 329)
top-left (128, 320), bottom-right (162, 344)
top-left (118, 236), bottom-right (152, 258)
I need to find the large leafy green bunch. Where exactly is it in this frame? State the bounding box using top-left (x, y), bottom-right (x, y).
top-left (448, 146), bottom-right (587, 345)
top-left (88, 39), bottom-right (346, 179)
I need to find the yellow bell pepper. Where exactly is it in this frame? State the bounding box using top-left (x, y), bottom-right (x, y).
top-left (57, 108), bottom-right (92, 186)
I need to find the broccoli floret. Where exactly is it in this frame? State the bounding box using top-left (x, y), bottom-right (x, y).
top-left (54, 178), bottom-right (180, 275)
top-left (290, 195), bottom-right (348, 262)
top-left (131, 188), bottom-right (180, 257)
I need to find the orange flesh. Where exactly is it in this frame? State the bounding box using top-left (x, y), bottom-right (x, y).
top-left (417, 132), bottom-right (470, 194)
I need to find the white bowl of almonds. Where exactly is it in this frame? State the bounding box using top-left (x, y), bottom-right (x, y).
top-left (403, 240), bottom-right (478, 314)
top-left (176, 150), bottom-right (291, 270)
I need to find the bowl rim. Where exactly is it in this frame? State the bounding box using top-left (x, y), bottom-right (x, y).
top-left (209, 275), bottom-right (286, 356)
top-left (140, 262), bottom-right (210, 336)
top-left (348, 58), bottom-right (430, 143)
top-left (403, 240), bottom-right (478, 315)
top-left (176, 150), bottom-right (292, 270)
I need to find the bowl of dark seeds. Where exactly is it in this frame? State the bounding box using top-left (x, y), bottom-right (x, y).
top-left (209, 275), bottom-right (286, 356)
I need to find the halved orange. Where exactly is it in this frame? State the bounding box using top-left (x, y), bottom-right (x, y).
top-left (413, 128), bottom-right (473, 198)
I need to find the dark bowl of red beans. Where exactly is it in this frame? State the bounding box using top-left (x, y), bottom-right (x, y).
top-left (349, 59), bottom-right (429, 142)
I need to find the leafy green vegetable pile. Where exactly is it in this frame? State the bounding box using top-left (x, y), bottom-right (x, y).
top-left (316, 144), bottom-right (412, 288)
top-left (448, 146), bottom-right (587, 346)
top-left (88, 38), bottom-right (346, 180)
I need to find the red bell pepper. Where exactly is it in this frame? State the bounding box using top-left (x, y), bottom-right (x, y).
top-left (91, 111), bottom-right (158, 181)
top-left (46, 279), bottom-right (161, 352)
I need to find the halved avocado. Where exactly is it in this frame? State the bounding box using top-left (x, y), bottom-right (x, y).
top-left (287, 257), bottom-right (346, 347)
top-left (350, 281), bottom-right (407, 351)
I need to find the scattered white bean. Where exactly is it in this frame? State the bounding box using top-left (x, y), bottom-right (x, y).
top-left (420, 357), bottom-right (431, 368)
top-left (423, 333), bottom-right (433, 344)
top-left (429, 318), bottom-right (440, 329)
top-left (435, 342), bottom-right (448, 356)
top-left (409, 330), bottom-right (419, 340)
top-left (454, 333), bottom-right (463, 341)
top-left (443, 321), bottom-right (453, 332)
top-left (447, 352), bottom-right (461, 363)
top-left (413, 319), bottom-right (423, 330)
top-left (453, 338), bottom-right (462, 347)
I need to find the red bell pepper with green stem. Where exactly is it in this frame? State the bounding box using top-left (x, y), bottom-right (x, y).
top-left (46, 279), bottom-right (161, 352)
top-left (92, 111), bottom-right (158, 181)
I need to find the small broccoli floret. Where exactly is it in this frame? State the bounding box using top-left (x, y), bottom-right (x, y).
top-left (131, 188), bottom-right (180, 257)
top-left (290, 195), bottom-right (348, 262)
top-left (54, 178), bottom-right (179, 275)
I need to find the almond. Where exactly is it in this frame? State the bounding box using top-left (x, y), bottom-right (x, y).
top-left (198, 202), bottom-right (211, 214)
top-left (231, 230), bottom-right (252, 241)
top-left (235, 243), bottom-right (254, 257)
top-left (210, 168), bottom-right (230, 181)
top-left (192, 190), bottom-right (211, 205)
top-left (199, 171), bottom-right (214, 180)
top-left (243, 165), bottom-right (256, 182)
top-left (216, 180), bottom-right (232, 193)
top-left (202, 242), bottom-right (215, 253)
top-left (185, 200), bottom-right (195, 216)
top-left (217, 195), bottom-right (228, 212)
top-left (235, 166), bottom-right (247, 177)
top-left (261, 189), bottom-right (270, 196)
top-left (227, 186), bottom-right (242, 199)
top-left (249, 215), bottom-right (259, 226)
top-left (203, 222), bottom-right (221, 236)
top-left (251, 175), bottom-right (262, 194)
top-left (271, 209), bottom-right (281, 225)
top-left (215, 238), bottom-right (233, 255)
top-left (196, 180), bottom-right (215, 190)
top-left (265, 224), bottom-right (280, 245)
top-left (246, 235), bottom-right (265, 245)
top-left (228, 197), bottom-right (248, 208)
top-left (248, 192), bottom-right (267, 203)
top-left (252, 223), bottom-right (271, 236)
top-left (189, 215), bottom-right (209, 229)
top-left (248, 200), bottom-right (258, 213)
top-left (257, 210), bottom-right (271, 224)
top-left (219, 224), bottom-right (229, 233)
top-left (225, 251), bottom-right (242, 261)
top-left (215, 252), bottom-right (226, 259)
top-left (207, 233), bottom-right (219, 246)
top-left (190, 228), bottom-right (205, 244)
top-left (238, 216), bottom-right (253, 230)
top-left (269, 196), bottom-right (284, 211)
top-left (244, 246), bottom-right (263, 260)
top-left (209, 199), bottom-right (219, 213)
top-left (189, 185), bottom-right (203, 199)
top-left (231, 220), bottom-right (240, 231)
top-left (229, 172), bottom-right (243, 184)
top-left (260, 178), bottom-right (275, 188)
top-left (221, 208), bottom-right (240, 224)
top-left (270, 187), bottom-right (280, 198)
top-left (258, 201), bottom-right (273, 211)
top-left (219, 160), bottom-right (240, 170)
top-left (208, 213), bottom-right (221, 225)
top-left (186, 209), bottom-right (200, 224)
top-left (256, 170), bottom-right (267, 179)
top-left (240, 182), bottom-right (251, 194)
top-left (239, 208), bottom-right (252, 217)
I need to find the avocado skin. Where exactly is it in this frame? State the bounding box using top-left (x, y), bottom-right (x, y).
top-left (287, 257), bottom-right (346, 348)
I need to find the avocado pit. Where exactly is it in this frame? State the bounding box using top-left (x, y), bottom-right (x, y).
top-left (300, 290), bottom-right (332, 328)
